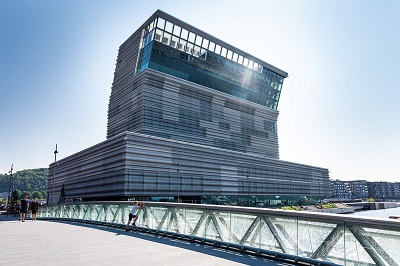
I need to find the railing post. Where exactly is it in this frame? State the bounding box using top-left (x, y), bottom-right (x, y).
top-left (36, 202), bottom-right (400, 265)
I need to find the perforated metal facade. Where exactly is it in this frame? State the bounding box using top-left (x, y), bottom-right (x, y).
top-left (48, 10), bottom-right (331, 205)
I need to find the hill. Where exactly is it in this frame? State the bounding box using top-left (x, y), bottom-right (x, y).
top-left (0, 168), bottom-right (48, 195)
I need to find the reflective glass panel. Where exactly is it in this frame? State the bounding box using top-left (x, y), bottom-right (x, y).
top-left (171, 36), bottom-right (179, 48)
top-left (232, 53), bottom-right (238, 62)
top-left (155, 29), bottom-right (163, 41)
top-left (181, 28), bottom-right (189, 39)
top-left (253, 62), bottom-right (258, 71)
top-left (143, 29), bottom-right (154, 47)
top-left (248, 60), bottom-right (254, 70)
top-left (238, 55), bottom-right (243, 64)
top-left (165, 21), bottom-right (173, 33)
top-left (243, 58), bottom-right (249, 67)
top-left (178, 39), bottom-right (187, 51)
top-left (157, 17), bottom-right (165, 29)
top-left (227, 50), bottom-right (233, 60)
top-left (208, 41), bottom-right (215, 52)
top-left (186, 42), bottom-right (194, 54)
top-left (215, 44), bottom-right (221, 54)
top-left (200, 48), bottom-right (207, 59)
top-left (193, 45), bottom-right (201, 57)
top-left (173, 25), bottom-right (181, 36)
top-left (202, 39), bottom-right (209, 49)
top-left (195, 36), bottom-right (202, 46)
top-left (221, 47), bottom-right (227, 57)
top-left (162, 32), bottom-right (171, 45)
top-left (149, 20), bottom-right (156, 31)
top-left (188, 32), bottom-right (196, 43)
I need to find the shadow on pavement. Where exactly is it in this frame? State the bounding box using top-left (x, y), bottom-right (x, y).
top-left (45, 219), bottom-right (292, 266)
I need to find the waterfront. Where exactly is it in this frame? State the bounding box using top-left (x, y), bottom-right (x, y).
top-left (351, 206), bottom-right (400, 219)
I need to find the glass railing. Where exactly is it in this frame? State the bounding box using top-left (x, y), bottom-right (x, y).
top-left (38, 202), bottom-right (400, 265)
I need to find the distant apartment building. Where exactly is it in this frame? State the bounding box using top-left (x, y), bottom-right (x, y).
top-left (330, 179), bottom-right (399, 201)
top-left (368, 182), bottom-right (400, 201)
top-left (330, 179), bottom-right (351, 200)
top-left (347, 180), bottom-right (369, 199)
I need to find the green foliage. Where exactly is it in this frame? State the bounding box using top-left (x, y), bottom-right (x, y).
top-left (321, 203), bottom-right (337, 209)
top-left (366, 197), bottom-right (375, 203)
top-left (0, 168), bottom-right (48, 199)
top-left (21, 191), bottom-right (31, 198)
top-left (31, 191), bottom-right (44, 199)
top-left (281, 205), bottom-right (302, 211)
top-left (11, 190), bottom-right (20, 205)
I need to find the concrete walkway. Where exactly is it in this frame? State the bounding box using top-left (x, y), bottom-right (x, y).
top-left (0, 214), bottom-right (292, 266)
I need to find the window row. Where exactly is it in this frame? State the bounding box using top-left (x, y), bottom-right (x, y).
top-left (237, 166), bottom-right (314, 181)
top-left (143, 17), bottom-right (264, 73)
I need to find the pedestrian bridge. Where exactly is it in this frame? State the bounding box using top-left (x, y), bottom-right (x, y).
top-left (38, 202), bottom-right (400, 266)
top-left (0, 215), bottom-right (287, 266)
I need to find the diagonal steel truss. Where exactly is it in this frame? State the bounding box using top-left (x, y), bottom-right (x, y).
top-left (38, 202), bottom-right (400, 266)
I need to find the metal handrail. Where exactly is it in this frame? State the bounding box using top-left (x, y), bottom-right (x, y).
top-left (38, 202), bottom-right (400, 266)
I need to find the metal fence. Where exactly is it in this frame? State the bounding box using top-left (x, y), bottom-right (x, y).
top-left (38, 202), bottom-right (400, 266)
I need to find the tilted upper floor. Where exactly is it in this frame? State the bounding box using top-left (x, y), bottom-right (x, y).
top-left (107, 10), bottom-right (288, 158)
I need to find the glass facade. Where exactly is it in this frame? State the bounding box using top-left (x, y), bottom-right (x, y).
top-left (136, 16), bottom-right (284, 110)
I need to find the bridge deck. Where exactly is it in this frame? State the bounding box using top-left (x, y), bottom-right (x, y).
top-left (0, 215), bottom-right (290, 266)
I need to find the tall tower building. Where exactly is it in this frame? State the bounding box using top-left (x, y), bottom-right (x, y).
top-left (48, 10), bottom-right (331, 206)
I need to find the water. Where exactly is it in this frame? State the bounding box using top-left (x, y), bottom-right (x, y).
top-left (350, 206), bottom-right (400, 219)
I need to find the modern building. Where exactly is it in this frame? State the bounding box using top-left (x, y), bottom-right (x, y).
top-left (330, 179), bottom-right (400, 201)
top-left (329, 179), bottom-right (369, 200)
top-left (47, 10), bottom-right (331, 206)
top-left (368, 182), bottom-right (400, 201)
top-left (329, 179), bottom-right (351, 200)
top-left (347, 180), bottom-right (369, 199)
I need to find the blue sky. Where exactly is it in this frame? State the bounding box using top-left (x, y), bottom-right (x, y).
top-left (1, 0), bottom-right (399, 182)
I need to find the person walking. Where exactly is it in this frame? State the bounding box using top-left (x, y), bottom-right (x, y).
top-left (19, 195), bottom-right (29, 222)
top-left (31, 198), bottom-right (39, 221)
top-left (125, 201), bottom-right (143, 231)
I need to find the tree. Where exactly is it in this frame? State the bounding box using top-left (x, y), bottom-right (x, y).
top-left (0, 168), bottom-right (48, 193)
top-left (59, 183), bottom-right (66, 203)
top-left (21, 191), bottom-right (31, 199)
top-left (31, 191), bottom-right (43, 199)
top-left (11, 189), bottom-right (20, 205)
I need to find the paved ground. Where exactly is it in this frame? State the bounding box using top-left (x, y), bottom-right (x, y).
top-left (0, 214), bottom-right (294, 266)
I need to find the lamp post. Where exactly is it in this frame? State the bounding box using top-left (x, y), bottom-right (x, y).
top-left (290, 179), bottom-right (292, 205)
top-left (247, 174), bottom-right (250, 207)
top-left (177, 163), bottom-right (181, 203)
top-left (6, 164), bottom-right (13, 217)
top-left (50, 144), bottom-right (58, 205)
